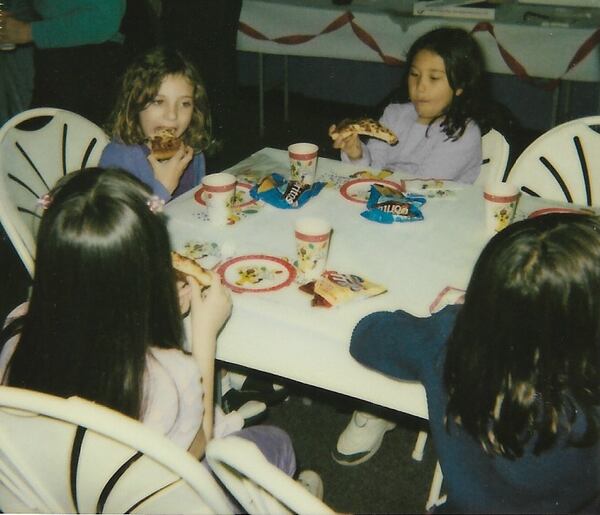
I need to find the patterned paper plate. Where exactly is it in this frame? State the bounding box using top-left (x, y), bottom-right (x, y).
top-left (339, 178), bottom-right (404, 204)
top-left (527, 207), bottom-right (589, 218)
top-left (195, 181), bottom-right (257, 208)
top-left (216, 255), bottom-right (296, 293)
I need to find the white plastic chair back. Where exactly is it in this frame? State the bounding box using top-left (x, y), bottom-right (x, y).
top-left (206, 436), bottom-right (334, 515)
top-left (476, 128), bottom-right (510, 186)
top-left (0, 386), bottom-right (231, 514)
top-left (503, 116), bottom-right (600, 206)
top-left (0, 108), bottom-right (109, 277)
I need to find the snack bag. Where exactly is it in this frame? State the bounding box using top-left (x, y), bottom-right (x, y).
top-left (250, 173), bottom-right (324, 209)
top-left (300, 271), bottom-right (387, 308)
top-left (361, 184), bottom-right (426, 224)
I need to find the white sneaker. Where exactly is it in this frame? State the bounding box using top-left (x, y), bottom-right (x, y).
top-left (297, 470), bottom-right (324, 500)
top-left (332, 410), bottom-right (396, 466)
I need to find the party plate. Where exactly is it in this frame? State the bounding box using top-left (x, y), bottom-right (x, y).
top-left (195, 181), bottom-right (256, 208)
top-left (339, 178), bottom-right (404, 204)
top-left (216, 255), bottom-right (296, 293)
top-left (179, 241), bottom-right (222, 270)
top-left (527, 207), bottom-right (590, 218)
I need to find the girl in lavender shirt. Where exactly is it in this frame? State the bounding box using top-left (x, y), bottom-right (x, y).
top-left (330, 28), bottom-right (487, 184)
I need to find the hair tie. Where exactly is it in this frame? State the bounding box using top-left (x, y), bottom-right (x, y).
top-left (37, 193), bottom-right (53, 210)
top-left (147, 195), bottom-right (165, 214)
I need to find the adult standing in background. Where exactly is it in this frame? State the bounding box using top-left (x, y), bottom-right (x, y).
top-left (1, 0), bottom-right (126, 125)
top-left (0, 0), bottom-right (34, 126)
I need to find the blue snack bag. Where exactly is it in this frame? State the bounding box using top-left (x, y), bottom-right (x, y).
top-left (250, 173), bottom-right (325, 209)
top-left (361, 184), bottom-right (426, 224)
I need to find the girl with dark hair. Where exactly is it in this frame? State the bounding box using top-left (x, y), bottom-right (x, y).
top-left (329, 27), bottom-right (486, 183)
top-left (100, 46), bottom-right (214, 202)
top-left (0, 168), bottom-right (301, 488)
top-left (349, 214), bottom-right (600, 512)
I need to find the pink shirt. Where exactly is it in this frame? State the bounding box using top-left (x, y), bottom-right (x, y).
top-left (1, 303), bottom-right (203, 450)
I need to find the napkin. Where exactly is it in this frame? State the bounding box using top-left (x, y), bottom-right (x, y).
top-left (299, 271), bottom-right (387, 308)
top-left (361, 184), bottom-right (426, 224)
top-left (403, 179), bottom-right (459, 199)
top-left (249, 173), bottom-right (325, 209)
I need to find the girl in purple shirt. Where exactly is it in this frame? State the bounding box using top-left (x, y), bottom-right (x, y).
top-left (330, 28), bottom-right (487, 184)
top-left (100, 47), bottom-right (214, 201)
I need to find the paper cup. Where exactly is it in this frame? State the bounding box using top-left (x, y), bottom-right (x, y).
top-left (484, 181), bottom-right (520, 235)
top-left (288, 143), bottom-right (319, 185)
top-left (294, 217), bottom-right (331, 282)
top-left (202, 172), bottom-right (236, 226)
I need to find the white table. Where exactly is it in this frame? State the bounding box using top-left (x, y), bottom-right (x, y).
top-left (166, 148), bottom-right (496, 420)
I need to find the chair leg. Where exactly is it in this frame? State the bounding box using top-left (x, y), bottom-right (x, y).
top-left (412, 430), bottom-right (428, 462)
top-left (425, 461), bottom-right (447, 512)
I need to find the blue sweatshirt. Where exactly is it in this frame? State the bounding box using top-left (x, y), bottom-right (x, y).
top-left (350, 305), bottom-right (600, 513)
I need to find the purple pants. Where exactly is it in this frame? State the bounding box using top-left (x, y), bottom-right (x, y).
top-left (231, 425), bottom-right (297, 477)
top-left (202, 425), bottom-right (296, 512)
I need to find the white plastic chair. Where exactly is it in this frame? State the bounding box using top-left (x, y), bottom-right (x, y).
top-left (206, 436), bottom-right (334, 515)
top-left (503, 116), bottom-right (600, 205)
top-left (476, 128), bottom-right (510, 186)
top-left (0, 386), bottom-right (232, 514)
top-left (0, 108), bottom-right (109, 277)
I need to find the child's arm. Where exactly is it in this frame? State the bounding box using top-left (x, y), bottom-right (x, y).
top-left (187, 272), bottom-right (232, 441)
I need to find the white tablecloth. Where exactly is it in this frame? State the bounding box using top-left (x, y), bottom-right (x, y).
top-left (166, 148), bottom-right (498, 419)
top-left (238, 0), bottom-right (600, 82)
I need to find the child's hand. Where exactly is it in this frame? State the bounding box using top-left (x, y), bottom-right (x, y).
top-left (148, 145), bottom-right (194, 194)
top-left (329, 124), bottom-right (362, 161)
top-left (176, 279), bottom-right (192, 316)
top-left (188, 271), bottom-right (232, 336)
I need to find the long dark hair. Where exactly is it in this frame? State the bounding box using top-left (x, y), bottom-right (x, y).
top-left (106, 46), bottom-right (214, 152)
top-left (445, 214), bottom-right (600, 458)
top-left (405, 27), bottom-right (487, 139)
top-left (6, 168), bottom-right (183, 419)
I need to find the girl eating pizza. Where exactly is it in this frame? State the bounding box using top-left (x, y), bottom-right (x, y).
top-left (100, 47), bottom-right (214, 202)
top-left (329, 27), bottom-right (487, 184)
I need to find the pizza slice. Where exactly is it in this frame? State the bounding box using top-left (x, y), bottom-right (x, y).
top-left (337, 118), bottom-right (398, 145)
top-left (171, 251), bottom-right (212, 286)
top-left (150, 129), bottom-right (183, 160)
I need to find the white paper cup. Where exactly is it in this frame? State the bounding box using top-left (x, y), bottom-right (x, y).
top-left (288, 143), bottom-right (319, 185)
top-left (484, 181), bottom-right (520, 235)
top-left (294, 217), bottom-right (331, 282)
top-left (202, 172), bottom-right (236, 226)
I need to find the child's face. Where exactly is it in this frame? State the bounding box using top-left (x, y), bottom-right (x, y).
top-left (408, 49), bottom-right (460, 125)
top-left (139, 74), bottom-right (194, 140)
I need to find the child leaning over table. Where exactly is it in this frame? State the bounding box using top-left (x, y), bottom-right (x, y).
top-left (100, 46), bottom-right (214, 202)
top-left (0, 168), bottom-right (324, 504)
top-left (349, 214), bottom-right (600, 513)
top-left (330, 27), bottom-right (487, 184)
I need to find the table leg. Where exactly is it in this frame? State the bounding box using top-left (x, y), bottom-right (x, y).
top-left (551, 84), bottom-right (560, 127)
top-left (259, 52), bottom-right (265, 138)
top-left (425, 461), bottom-right (447, 512)
top-left (284, 55), bottom-right (289, 123)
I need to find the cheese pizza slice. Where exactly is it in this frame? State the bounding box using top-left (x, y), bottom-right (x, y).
top-left (150, 129), bottom-right (183, 160)
top-left (337, 118), bottom-right (398, 145)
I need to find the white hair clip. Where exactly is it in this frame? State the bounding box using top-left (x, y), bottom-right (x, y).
top-left (147, 195), bottom-right (165, 214)
top-left (37, 193), bottom-right (53, 210)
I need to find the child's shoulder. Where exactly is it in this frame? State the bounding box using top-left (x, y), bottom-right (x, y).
top-left (100, 140), bottom-right (148, 164)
